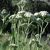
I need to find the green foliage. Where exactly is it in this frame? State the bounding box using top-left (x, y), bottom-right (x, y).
top-left (0, 0), bottom-right (50, 50)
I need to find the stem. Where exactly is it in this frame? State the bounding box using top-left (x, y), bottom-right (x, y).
top-left (39, 20), bottom-right (44, 43)
top-left (42, 22), bottom-right (48, 34)
top-left (18, 20), bottom-right (20, 40)
top-left (38, 25), bottom-right (39, 34)
top-left (13, 35), bottom-right (16, 50)
top-left (25, 18), bottom-right (31, 42)
top-left (40, 22), bottom-right (48, 35)
top-left (30, 44), bottom-right (32, 50)
top-left (40, 20), bottom-right (44, 38)
top-left (21, 6), bottom-right (24, 11)
top-left (18, 6), bottom-right (21, 11)
top-left (39, 22), bottom-right (48, 44)
top-left (37, 47), bottom-right (38, 50)
top-left (12, 23), bottom-right (16, 50)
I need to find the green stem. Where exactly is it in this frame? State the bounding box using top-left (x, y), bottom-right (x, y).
top-left (38, 25), bottom-right (39, 34)
top-left (30, 44), bottom-right (32, 50)
top-left (40, 22), bottom-right (48, 36)
top-left (25, 18), bottom-right (31, 42)
top-left (40, 20), bottom-right (44, 42)
top-left (18, 6), bottom-right (21, 11)
top-left (21, 6), bottom-right (24, 11)
top-left (12, 23), bottom-right (16, 50)
top-left (18, 20), bottom-right (20, 40)
top-left (37, 47), bottom-right (38, 50)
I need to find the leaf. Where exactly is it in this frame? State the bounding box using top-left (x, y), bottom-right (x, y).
top-left (31, 16), bottom-right (36, 22)
top-left (45, 18), bottom-right (50, 23)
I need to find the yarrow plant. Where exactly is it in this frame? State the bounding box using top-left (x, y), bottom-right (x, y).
top-left (33, 11), bottom-right (50, 37)
top-left (27, 11), bottom-right (50, 50)
top-left (0, 8), bottom-right (50, 50)
top-left (0, 0), bottom-right (50, 50)
top-left (34, 11), bottom-right (48, 17)
top-left (8, 10), bottom-right (34, 50)
top-left (9, 10), bottom-right (33, 19)
top-left (39, 11), bottom-right (48, 17)
top-left (24, 12), bottom-right (33, 17)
